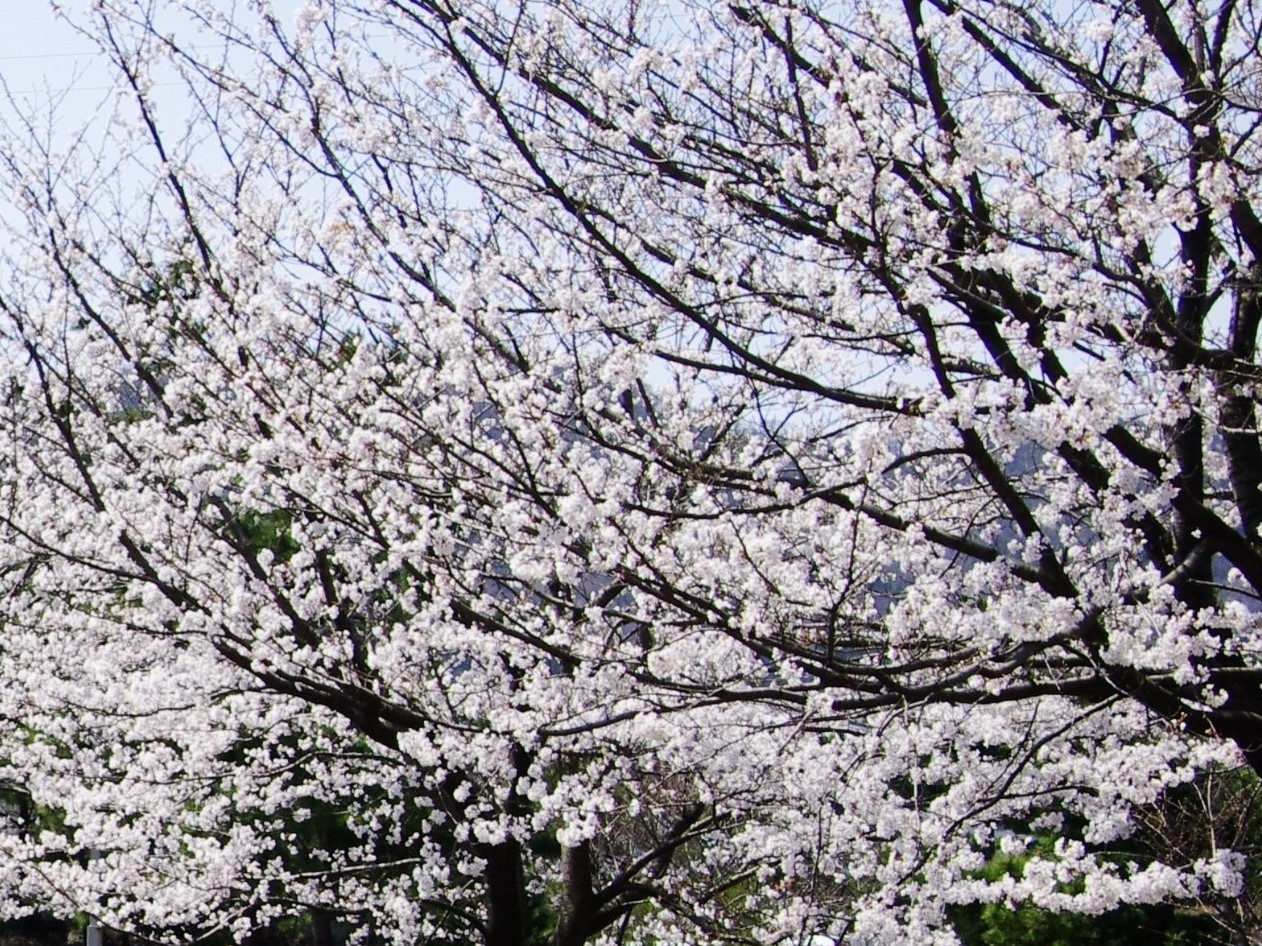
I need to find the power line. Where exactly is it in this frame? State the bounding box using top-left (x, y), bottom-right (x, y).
top-left (0, 49), bottom-right (98, 62)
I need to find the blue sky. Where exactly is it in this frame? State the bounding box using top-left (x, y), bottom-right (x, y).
top-left (0, 4), bottom-right (110, 104)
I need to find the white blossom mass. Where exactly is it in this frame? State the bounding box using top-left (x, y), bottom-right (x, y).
top-left (0, 0), bottom-right (1253, 944)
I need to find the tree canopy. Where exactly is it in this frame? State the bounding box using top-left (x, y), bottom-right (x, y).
top-left (0, 0), bottom-right (1256, 943)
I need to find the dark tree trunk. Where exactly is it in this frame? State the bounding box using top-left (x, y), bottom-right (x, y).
top-left (552, 842), bottom-right (595, 946)
top-left (484, 838), bottom-right (529, 946)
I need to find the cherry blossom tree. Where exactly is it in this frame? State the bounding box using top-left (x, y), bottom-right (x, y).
top-left (0, 0), bottom-right (1257, 943)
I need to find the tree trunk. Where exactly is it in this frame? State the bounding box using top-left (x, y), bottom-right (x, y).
top-left (552, 843), bottom-right (595, 946)
top-left (484, 839), bottom-right (529, 946)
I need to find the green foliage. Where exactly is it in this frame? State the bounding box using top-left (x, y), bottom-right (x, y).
top-left (948, 840), bottom-right (1221, 946)
top-left (950, 897), bottom-right (1210, 946)
top-left (233, 509), bottom-right (300, 564)
top-left (525, 893), bottom-right (558, 946)
top-left (129, 259), bottom-right (199, 309)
